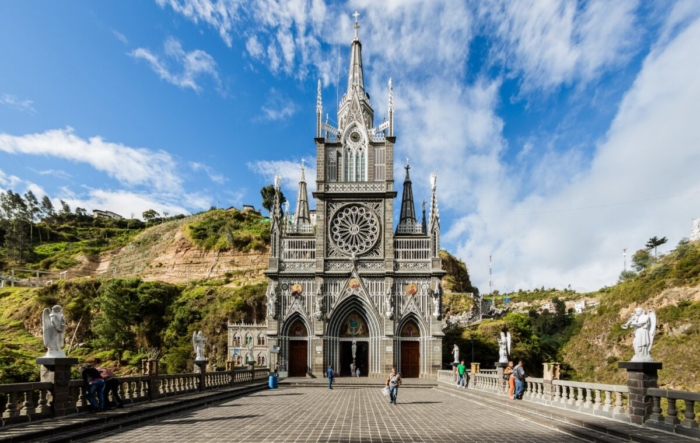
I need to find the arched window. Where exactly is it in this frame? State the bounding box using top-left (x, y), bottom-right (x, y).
top-left (257, 333), bottom-right (266, 346)
top-left (233, 333), bottom-right (241, 347)
top-left (245, 333), bottom-right (253, 345)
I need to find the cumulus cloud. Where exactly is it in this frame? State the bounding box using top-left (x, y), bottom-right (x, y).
top-left (130, 37), bottom-right (220, 92)
top-left (0, 93), bottom-right (36, 113)
top-left (0, 127), bottom-right (181, 192)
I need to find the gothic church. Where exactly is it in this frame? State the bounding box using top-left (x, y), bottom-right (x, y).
top-left (265, 16), bottom-right (445, 379)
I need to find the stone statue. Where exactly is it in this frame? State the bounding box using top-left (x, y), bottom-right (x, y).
top-left (621, 308), bottom-right (657, 362)
top-left (42, 305), bottom-right (67, 358)
top-left (452, 344), bottom-right (459, 363)
top-left (351, 340), bottom-right (357, 360)
top-left (498, 331), bottom-right (511, 363)
top-left (192, 331), bottom-right (206, 361)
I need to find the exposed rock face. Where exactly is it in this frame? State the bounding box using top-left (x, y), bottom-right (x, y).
top-left (67, 217), bottom-right (268, 285)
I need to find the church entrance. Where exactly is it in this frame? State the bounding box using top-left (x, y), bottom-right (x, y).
top-left (289, 341), bottom-right (308, 377)
top-left (339, 340), bottom-right (369, 376)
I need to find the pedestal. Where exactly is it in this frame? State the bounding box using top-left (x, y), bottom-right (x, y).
top-left (36, 357), bottom-right (78, 417)
top-left (619, 361), bottom-right (662, 425)
top-left (194, 360), bottom-right (208, 391)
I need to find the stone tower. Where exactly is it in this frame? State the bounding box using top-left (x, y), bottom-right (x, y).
top-left (265, 13), bottom-right (445, 379)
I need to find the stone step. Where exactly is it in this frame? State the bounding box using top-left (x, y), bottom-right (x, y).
top-left (0, 382), bottom-right (267, 443)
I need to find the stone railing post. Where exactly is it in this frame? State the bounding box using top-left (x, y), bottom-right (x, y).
top-left (470, 362), bottom-right (480, 388)
top-left (496, 362), bottom-right (508, 394)
top-left (142, 359), bottom-right (160, 401)
top-left (35, 357), bottom-right (78, 417)
top-left (194, 360), bottom-right (208, 391)
top-left (619, 361), bottom-right (662, 425)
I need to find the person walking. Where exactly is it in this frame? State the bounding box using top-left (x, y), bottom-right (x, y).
top-left (385, 368), bottom-right (402, 405)
top-left (456, 360), bottom-right (467, 388)
top-left (504, 361), bottom-right (515, 399)
top-left (327, 365), bottom-right (334, 389)
top-left (97, 366), bottom-right (124, 409)
top-left (80, 364), bottom-right (105, 412)
top-left (513, 360), bottom-right (526, 400)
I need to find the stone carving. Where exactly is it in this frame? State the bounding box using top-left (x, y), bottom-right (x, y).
top-left (452, 344), bottom-right (459, 363)
top-left (498, 331), bottom-right (511, 363)
top-left (42, 305), bottom-right (67, 358)
top-left (621, 308), bottom-right (657, 362)
top-left (192, 331), bottom-right (207, 361)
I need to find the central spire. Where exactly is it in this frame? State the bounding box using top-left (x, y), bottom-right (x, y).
top-left (346, 11), bottom-right (364, 95)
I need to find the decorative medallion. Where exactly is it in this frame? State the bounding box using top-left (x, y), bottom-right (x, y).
top-left (349, 278), bottom-right (360, 290)
top-left (291, 283), bottom-right (303, 296)
top-left (330, 204), bottom-right (379, 256)
top-left (406, 283), bottom-right (418, 296)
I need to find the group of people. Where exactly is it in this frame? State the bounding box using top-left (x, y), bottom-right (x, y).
top-left (503, 360), bottom-right (526, 400)
top-left (326, 365), bottom-right (403, 405)
top-left (79, 364), bottom-right (125, 413)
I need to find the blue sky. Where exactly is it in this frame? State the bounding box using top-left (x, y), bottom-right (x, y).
top-left (1, 0), bottom-right (699, 292)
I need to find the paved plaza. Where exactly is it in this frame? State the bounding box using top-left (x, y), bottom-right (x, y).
top-left (88, 387), bottom-right (582, 442)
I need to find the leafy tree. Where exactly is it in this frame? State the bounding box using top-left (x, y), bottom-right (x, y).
top-left (92, 280), bottom-right (139, 365)
top-left (632, 249), bottom-right (652, 272)
top-left (260, 185), bottom-right (286, 215)
top-left (646, 236), bottom-right (668, 259)
top-left (142, 209), bottom-right (160, 222)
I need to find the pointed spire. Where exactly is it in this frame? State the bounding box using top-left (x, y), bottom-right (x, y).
top-left (388, 78), bottom-right (394, 136)
top-left (346, 11), bottom-right (364, 94)
top-left (316, 79), bottom-right (322, 138)
top-left (294, 162), bottom-right (311, 227)
top-left (397, 160), bottom-right (418, 234)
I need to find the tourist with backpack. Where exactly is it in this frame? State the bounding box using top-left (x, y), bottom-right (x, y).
top-left (97, 366), bottom-right (124, 409)
top-left (80, 364), bottom-right (105, 412)
top-left (513, 360), bottom-right (526, 400)
top-left (456, 360), bottom-right (467, 388)
top-left (385, 368), bottom-right (402, 405)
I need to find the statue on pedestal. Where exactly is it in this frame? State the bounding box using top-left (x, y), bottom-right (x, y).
top-left (621, 308), bottom-right (656, 362)
top-left (42, 305), bottom-right (67, 358)
top-left (452, 344), bottom-right (459, 363)
top-left (192, 331), bottom-right (207, 361)
top-left (498, 331), bottom-right (511, 363)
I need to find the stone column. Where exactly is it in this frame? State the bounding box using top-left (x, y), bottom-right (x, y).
top-left (35, 357), bottom-right (78, 417)
top-left (618, 362), bottom-right (662, 425)
top-left (142, 359), bottom-right (160, 401)
top-left (496, 362), bottom-right (508, 394)
top-left (469, 362), bottom-right (480, 388)
top-left (194, 360), bottom-right (208, 391)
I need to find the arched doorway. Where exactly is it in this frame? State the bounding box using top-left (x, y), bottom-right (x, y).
top-left (399, 319), bottom-right (421, 378)
top-left (287, 319), bottom-right (308, 377)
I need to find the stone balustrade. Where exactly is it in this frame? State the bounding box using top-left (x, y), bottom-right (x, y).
top-left (0, 367), bottom-right (269, 427)
top-left (646, 388), bottom-right (700, 438)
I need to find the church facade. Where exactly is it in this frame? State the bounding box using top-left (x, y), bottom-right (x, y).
top-left (265, 17), bottom-right (445, 379)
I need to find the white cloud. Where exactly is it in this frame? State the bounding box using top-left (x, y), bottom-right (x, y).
top-left (130, 37), bottom-right (220, 92)
top-left (0, 127), bottom-right (181, 192)
top-left (190, 161), bottom-right (225, 184)
top-left (247, 157), bottom-right (316, 206)
top-left (0, 93), bottom-right (36, 113)
top-left (479, 0), bottom-right (640, 93)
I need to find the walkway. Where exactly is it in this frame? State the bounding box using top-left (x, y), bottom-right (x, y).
top-left (87, 387), bottom-right (582, 443)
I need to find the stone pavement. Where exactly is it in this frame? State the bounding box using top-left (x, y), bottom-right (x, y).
top-left (87, 387), bottom-right (584, 443)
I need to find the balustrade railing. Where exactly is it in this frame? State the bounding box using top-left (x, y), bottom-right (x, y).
top-left (0, 367), bottom-right (269, 427)
top-left (647, 388), bottom-right (700, 438)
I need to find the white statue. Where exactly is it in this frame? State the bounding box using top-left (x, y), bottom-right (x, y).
top-left (498, 331), bottom-right (511, 363)
top-left (621, 308), bottom-right (656, 362)
top-left (192, 331), bottom-right (207, 361)
top-left (452, 344), bottom-right (459, 363)
top-left (351, 340), bottom-right (357, 360)
top-left (42, 305), bottom-right (67, 358)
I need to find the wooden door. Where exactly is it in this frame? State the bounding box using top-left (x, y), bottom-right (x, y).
top-left (400, 341), bottom-right (420, 378)
top-left (288, 341), bottom-right (308, 377)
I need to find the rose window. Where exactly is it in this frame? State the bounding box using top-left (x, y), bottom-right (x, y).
top-left (330, 205), bottom-right (379, 255)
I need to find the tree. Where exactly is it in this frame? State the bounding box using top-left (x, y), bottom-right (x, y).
top-left (645, 236), bottom-right (668, 259)
top-left (142, 209), bottom-right (160, 222)
top-left (632, 249), bottom-right (652, 272)
top-left (260, 185), bottom-right (286, 215)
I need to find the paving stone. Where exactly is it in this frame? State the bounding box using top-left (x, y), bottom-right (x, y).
top-left (88, 387), bottom-right (583, 442)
